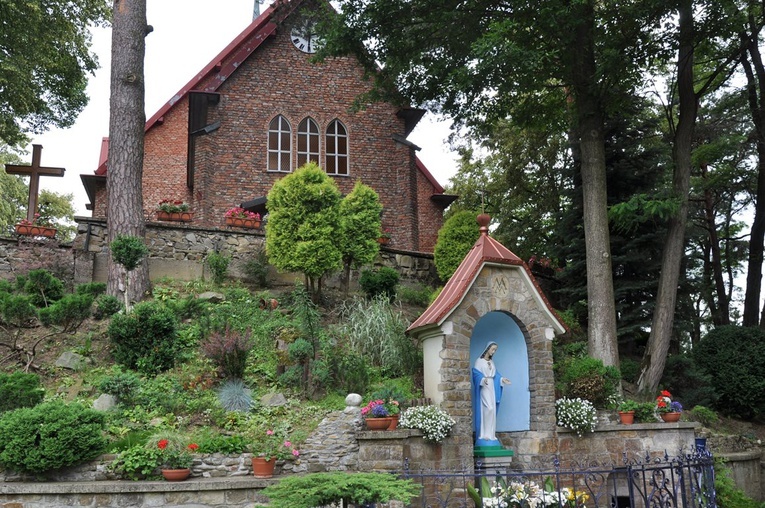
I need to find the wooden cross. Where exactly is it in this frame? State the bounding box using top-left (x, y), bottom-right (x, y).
top-left (5, 145), bottom-right (65, 222)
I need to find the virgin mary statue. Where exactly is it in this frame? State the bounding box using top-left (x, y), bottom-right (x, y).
top-left (472, 341), bottom-right (511, 446)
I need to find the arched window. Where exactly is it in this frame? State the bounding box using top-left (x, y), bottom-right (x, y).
top-left (267, 115), bottom-right (291, 172)
top-left (297, 117), bottom-right (320, 167)
top-left (325, 119), bottom-right (349, 175)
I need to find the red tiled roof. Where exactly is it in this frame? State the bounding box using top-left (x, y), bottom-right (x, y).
top-left (407, 215), bottom-right (565, 334)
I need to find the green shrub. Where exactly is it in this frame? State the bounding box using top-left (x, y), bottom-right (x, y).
top-left (38, 293), bottom-right (93, 332)
top-left (715, 458), bottom-right (762, 508)
top-left (217, 379), bottom-right (253, 412)
top-left (661, 354), bottom-right (718, 409)
top-left (433, 210), bottom-right (481, 281)
top-left (206, 251), bottom-right (230, 285)
top-left (0, 372), bottom-right (44, 412)
top-left (22, 269), bottom-right (64, 307)
top-left (687, 405), bottom-right (720, 427)
top-left (557, 356), bottom-right (620, 408)
top-left (261, 472), bottom-right (422, 508)
top-left (396, 284), bottom-right (432, 307)
top-left (111, 443), bottom-right (162, 480)
top-left (98, 370), bottom-right (142, 404)
top-left (0, 280), bottom-right (13, 294)
top-left (0, 401), bottom-right (106, 474)
top-left (694, 325), bottom-right (765, 419)
top-left (94, 294), bottom-right (122, 319)
top-left (619, 357), bottom-right (641, 383)
top-left (108, 301), bottom-right (180, 375)
top-left (193, 432), bottom-right (248, 454)
top-left (244, 247), bottom-right (270, 287)
top-left (75, 282), bottom-right (107, 297)
top-left (0, 294), bottom-right (37, 327)
top-left (359, 266), bottom-right (399, 300)
top-left (328, 349), bottom-right (370, 395)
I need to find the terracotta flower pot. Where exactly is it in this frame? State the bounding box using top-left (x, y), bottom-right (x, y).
top-left (660, 412), bottom-right (681, 423)
top-left (365, 417), bottom-right (392, 431)
top-left (157, 211), bottom-right (193, 222)
top-left (377, 237), bottom-right (390, 245)
top-left (161, 468), bottom-right (190, 481)
top-left (618, 411), bottom-right (635, 425)
top-left (15, 224), bottom-right (56, 238)
top-left (387, 414), bottom-right (399, 430)
top-left (225, 216), bottom-right (261, 229)
top-left (252, 457), bottom-right (276, 478)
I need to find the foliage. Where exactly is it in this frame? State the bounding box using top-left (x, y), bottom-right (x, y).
top-left (22, 268), bottom-right (64, 307)
top-left (399, 405), bottom-right (455, 442)
top-left (97, 369), bottom-right (142, 404)
top-left (217, 379), bottom-right (253, 413)
top-left (396, 284), bottom-right (433, 307)
top-left (0, 372), bottom-right (44, 413)
top-left (35, 190), bottom-right (77, 241)
top-left (0, 147), bottom-right (27, 232)
top-left (687, 406), bottom-right (720, 428)
top-left (249, 427), bottom-right (300, 460)
top-left (261, 471), bottom-right (421, 508)
top-left (93, 293), bottom-right (122, 319)
top-left (617, 399), bottom-right (640, 413)
top-left (111, 443), bottom-right (162, 480)
top-left (555, 397), bottom-right (597, 437)
top-left (618, 357), bottom-right (641, 384)
top-left (108, 300), bottom-right (180, 375)
top-left (0, 293), bottom-right (37, 327)
top-left (337, 180), bottom-right (383, 291)
top-left (655, 390), bottom-right (683, 414)
top-left (244, 246), bottom-right (270, 287)
top-left (433, 210), bottom-right (482, 281)
top-left (359, 266), bottom-right (399, 300)
top-left (155, 435), bottom-right (198, 469)
top-left (37, 292), bottom-right (93, 332)
top-left (634, 402), bottom-right (658, 423)
top-left (693, 325), bottom-right (765, 419)
top-left (336, 295), bottom-right (419, 377)
top-left (0, 400), bottom-right (106, 474)
top-left (193, 431), bottom-right (249, 455)
top-left (0, 0), bottom-right (109, 145)
top-left (266, 163), bottom-right (343, 300)
top-left (157, 199), bottom-right (189, 213)
top-left (75, 282), bottom-right (107, 297)
top-left (201, 325), bottom-right (252, 379)
top-left (110, 235), bottom-right (148, 272)
top-left (714, 458), bottom-right (764, 508)
top-left (206, 251), bottom-right (230, 285)
top-left (660, 354), bottom-right (718, 410)
top-left (555, 356), bottom-right (620, 408)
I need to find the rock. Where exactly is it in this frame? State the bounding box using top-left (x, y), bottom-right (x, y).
top-left (260, 392), bottom-right (287, 406)
top-left (345, 393), bottom-right (362, 407)
top-left (55, 351), bottom-right (86, 371)
top-left (93, 393), bottom-right (118, 411)
top-left (197, 291), bottom-right (225, 303)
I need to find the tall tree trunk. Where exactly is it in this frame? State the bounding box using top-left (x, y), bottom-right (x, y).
top-left (741, 27), bottom-right (765, 328)
top-left (700, 163), bottom-right (730, 325)
top-left (106, 0), bottom-right (150, 303)
top-left (637, 0), bottom-right (697, 395)
top-left (570, 1), bottom-right (619, 368)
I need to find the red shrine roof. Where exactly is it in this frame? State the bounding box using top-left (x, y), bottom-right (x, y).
top-left (407, 214), bottom-right (566, 335)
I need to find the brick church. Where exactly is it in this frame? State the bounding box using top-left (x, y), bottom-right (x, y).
top-left (80, 0), bottom-right (455, 253)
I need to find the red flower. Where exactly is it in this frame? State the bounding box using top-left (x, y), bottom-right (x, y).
top-left (657, 400), bottom-right (667, 408)
top-left (158, 439), bottom-right (169, 450)
top-left (187, 443), bottom-right (199, 451)
top-left (660, 390), bottom-right (672, 397)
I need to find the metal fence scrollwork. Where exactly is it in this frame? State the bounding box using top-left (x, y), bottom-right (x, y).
top-left (394, 450), bottom-right (715, 508)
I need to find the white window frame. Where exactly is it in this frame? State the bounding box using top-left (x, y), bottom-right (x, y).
top-left (267, 115), bottom-right (292, 172)
top-left (297, 117), bottom-right (321, 167)
top-left (325, 119), bottom-right (349, 176)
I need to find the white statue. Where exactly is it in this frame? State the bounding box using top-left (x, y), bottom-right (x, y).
top-left (472, 341), bottom-right (511, 446)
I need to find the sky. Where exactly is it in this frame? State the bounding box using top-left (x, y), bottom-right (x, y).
top-left (21, 0), bottom-right (459, 217)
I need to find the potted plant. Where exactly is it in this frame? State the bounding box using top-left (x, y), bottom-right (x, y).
top-left (361, 399), bottom-right (392, 430)
top-left (156, 437), bottom-right (198, 481)
top-left (224, 207), bottom-right (261, 229)
top-left (655, 390), bottom-right (683, 422)
top-left (249, 428), bottom-right (300, 478)
top-left (377, 228), bottom-right (391, 245)
top-left (555, 397), bottom-right (597, 437)
top-left (617, 399), bottom-right (640, 425)
top-left (398, 405), bottom-right (456, 442)
top-left (14, 213), bottom-right (57, 238)
top-left (156, 199), bottom-right (192, 221)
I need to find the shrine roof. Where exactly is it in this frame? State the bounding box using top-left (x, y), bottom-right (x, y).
top-left (407, 214), bottom-right (565, 335)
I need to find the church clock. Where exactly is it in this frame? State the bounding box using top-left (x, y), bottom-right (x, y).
top-left (290, 20), bottom-right (322, 53)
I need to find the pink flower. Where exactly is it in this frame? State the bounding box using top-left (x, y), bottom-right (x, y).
top-left (266, 430), bottom-right (274, 435)
top-left (292, 449), bottom-right (300, 457)
top-left (283, 441), bottom-right (292, 448)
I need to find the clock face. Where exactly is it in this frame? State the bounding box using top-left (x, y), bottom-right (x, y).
top-left (291, 20), bottom-right (322, 53)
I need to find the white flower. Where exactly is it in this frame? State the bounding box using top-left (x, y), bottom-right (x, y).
top-left (555, 397), bottom-right (597, 437)
top-left (399, 405), bottom-right (456, 443)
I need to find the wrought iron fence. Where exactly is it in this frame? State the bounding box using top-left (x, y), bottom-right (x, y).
top-left (396, 450), bottom-right (715, 508)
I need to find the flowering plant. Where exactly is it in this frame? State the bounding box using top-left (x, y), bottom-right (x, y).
top-left (655, 390), bottom-right (683, 413)
top-left (477, 477), bottom-right (589, 508)
top-left (250, 428), bottom-right (300, 461)
top-left (17, 212), bottom-right (53, 228)
top-left (399, 405), bottom-right (456, 443)
top-left (380, 228), bottom-right (392, 239)
top-left (157, 199), bottom-right (189, 213)
top-left (225, 207), bottom-right (260, 220)
top-left (361, 399), bottom-right (390, 418)
top-left (555, 397), bottom-right (597, 437)
top-left (157, 438), bottom-right (198, 469)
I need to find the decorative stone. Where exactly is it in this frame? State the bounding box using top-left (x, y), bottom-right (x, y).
top-left (55, 351), bottom-right (86, 371)
top-left (93, 393), bottom-right (118, 412)
top-left (345, 393), bottom-right (362, 407)
top-left (260, 392), bottom-right (287, 406)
